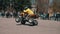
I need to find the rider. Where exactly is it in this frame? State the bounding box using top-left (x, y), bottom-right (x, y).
top-left (23, 7), bottom-right (35, 18)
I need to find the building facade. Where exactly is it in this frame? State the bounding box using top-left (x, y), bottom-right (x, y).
top-left (36, 0), bottom-right (60, 13)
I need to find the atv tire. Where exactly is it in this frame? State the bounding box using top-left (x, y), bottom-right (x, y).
top-left (30, 20), bottom-right (38, 26)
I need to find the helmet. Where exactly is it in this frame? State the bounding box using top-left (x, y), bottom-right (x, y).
top-left (24, 6), bottom-right (28, 10)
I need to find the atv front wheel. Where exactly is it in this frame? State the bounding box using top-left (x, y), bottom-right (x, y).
top-left (29, 20), bottom-right (38, 26)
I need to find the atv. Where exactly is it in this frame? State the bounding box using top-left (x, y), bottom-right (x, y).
top-left (15, 13), bottom-right (38, 26)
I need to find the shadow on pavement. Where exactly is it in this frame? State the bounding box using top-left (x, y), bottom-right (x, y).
top-left (16, 23), bottom-right (38, 26)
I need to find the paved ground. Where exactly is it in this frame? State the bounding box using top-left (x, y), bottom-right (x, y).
top-left (0, 17), bottom-right (60, 34)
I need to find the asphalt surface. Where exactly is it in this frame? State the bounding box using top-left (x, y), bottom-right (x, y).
top-left (0, 17), bottom-right (60, 34)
